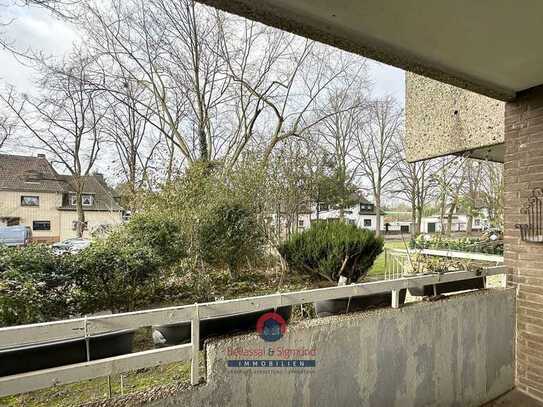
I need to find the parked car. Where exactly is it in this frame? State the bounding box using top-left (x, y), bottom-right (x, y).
top-left (52, 238), bottom-right (91, 255)
top-left (0, 226), bottom-right (32, 247)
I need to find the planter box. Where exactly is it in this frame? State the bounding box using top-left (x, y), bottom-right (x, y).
top-left (153, 306), bottom-right (292, 347)
top-left (0, 329), bottom-right (135, 377)
top-left (314, 289), bottom-right (407, 317)
top-left (408, 277), bottom-right (485, 297)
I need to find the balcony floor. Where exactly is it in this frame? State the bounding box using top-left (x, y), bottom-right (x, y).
top-left (484, 389), bottom-right (543, 406)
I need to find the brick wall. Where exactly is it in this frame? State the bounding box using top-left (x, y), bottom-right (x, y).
top-left (505, 84), bottom-right (543, 400)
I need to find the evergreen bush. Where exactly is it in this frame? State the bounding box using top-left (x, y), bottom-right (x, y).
top-left (278, 221), bottom-right (383, 283)
top-left (198, 201), bottom-right (264, 274)
top-left (0, 244), bottom-right (73, 326)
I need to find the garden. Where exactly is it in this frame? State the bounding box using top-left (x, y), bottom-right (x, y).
top-left (0, 164), bottom-right (390, 405)
top-left (0, 164), bottom-right (502, 405)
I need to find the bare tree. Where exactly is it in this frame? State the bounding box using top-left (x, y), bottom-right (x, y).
top-left (102, 78), bottom-right (162, 200)
top-left (394, 142), bottom-right (437, 238)
top-left (79, 0), bottom-right (239, 165)
top-left (218, 21), bottom-right (356, 169)
top-left (460, 159), bottom-right (484, 235)
top-left (1, 50), bottom-right (103, 237)
top-left (432, 156), bottom-right (467, 235)
top-left (478, 161), bottom-right (504, 230)
top-left (266, 139), bottom-right (314, 239)
top-left (317, 65), bottom-right (369, 217)
top-left (354, 97), bottom-right (403, 236)
top-left (80, 0), bottom-right (354, 172)
top-left (79, 0), bottom-right (189, 161)
top-left (0, 114), bottom-right (14, 151)
top-left (21, 0), bottom-right (76, 15)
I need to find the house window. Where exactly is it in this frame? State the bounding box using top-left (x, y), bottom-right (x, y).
top-left (348, 219), bottom-right (356, 225)
top-left (70, 194), bottom-right (94, 206)
top-left (33, 220), bottom-right (50, 231)
top-left (82, 195), bottom-right (94, 206)
top-left (298, 219), bottom-right (304, 227)
top-left (364, 219), bottom-right (372, 227)
top-left (21, 196), bottom-right (39, 207)
top-left (6, 218), bottom-right (19, 226)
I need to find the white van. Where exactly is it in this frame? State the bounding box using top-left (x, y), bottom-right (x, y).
top-left (0, 226), bottom-right (32, 247)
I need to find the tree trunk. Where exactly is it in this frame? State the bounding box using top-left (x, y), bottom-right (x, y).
top-left (466, 214), bottom-right (473, 236)
top-left (76, 189), bottom-right (86, 238)
top-left (198, 126), bottom-right (208, 161)
top-left (276, 206), bottom-right (281, 240)
top-left (446, 202), bottom-right (456, 236)
top-left (410, 203), bottom-right (417, 239)
top-left (374, 193), bottom-right (381, 237)
top-left (416, 206), bottom-right (423, 236)
top-left (166, 139), bottom-right (175, 183)
top-left (439, 196), bottom-right (447, 234)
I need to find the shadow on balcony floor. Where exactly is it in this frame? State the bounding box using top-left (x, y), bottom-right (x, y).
top-left (483, 389), bottom-right (543, 406)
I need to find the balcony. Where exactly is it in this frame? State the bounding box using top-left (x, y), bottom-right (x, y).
top-left (0, 252), bottom-right (514, 405)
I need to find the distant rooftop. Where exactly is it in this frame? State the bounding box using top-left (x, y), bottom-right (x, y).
top-left (0, 153), bottom-right (121, 211)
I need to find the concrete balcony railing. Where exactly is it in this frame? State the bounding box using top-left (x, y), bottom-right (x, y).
top-left (0, 263), bottom-right (507, 399)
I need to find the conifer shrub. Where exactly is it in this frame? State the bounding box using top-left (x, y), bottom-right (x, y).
top-left (278, 221), bottom-right (383, 283)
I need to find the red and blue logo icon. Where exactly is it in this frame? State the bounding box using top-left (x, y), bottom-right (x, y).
top-left (256, 311), bottom-right (287, 342)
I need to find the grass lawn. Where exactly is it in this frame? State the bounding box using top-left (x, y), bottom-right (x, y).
top-left (0, 361), bottom-right (192, 407)
top-left (367, 240), bottom-right (409, 278)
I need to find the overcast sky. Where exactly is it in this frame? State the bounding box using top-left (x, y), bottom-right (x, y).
top-left (0, 4), bottom-right (405, 103)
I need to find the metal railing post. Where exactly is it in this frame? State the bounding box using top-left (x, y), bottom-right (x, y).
top-left (83, 316), bottom-right (90, 362)
top-left (191, 304), bottom-right (200, 386)
top-left (384, 249), bottom-right (388, 279)
top-left (391, 289), bottom-right (401, 309)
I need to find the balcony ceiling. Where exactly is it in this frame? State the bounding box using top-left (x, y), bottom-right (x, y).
top-left (198, 0), bottom-right (543, 101)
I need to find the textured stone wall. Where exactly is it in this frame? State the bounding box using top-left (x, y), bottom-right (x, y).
top-left (504, 85), bottom-right (543, 400)
top-left (139, 289), bottom-right (514, 407)
top-left (405, 72), bottom-right (505, 162)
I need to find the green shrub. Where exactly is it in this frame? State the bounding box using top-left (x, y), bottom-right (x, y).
top-left (198, 201), bottom-right (264, 274)
top-left (138, 161), bottom-right (268, 276)
top-left (73, 237), bottom-right (163, 314)
top-left (117, 211), bottom-right (186, 266)
top-left (278, 221), bottom-right (383, 283)
top-left (0, 244), bottom-right (73, 326)
top-left (70, 212), bottom-right (187, 315)
top-left (411, 234), bottom-right (503, 255)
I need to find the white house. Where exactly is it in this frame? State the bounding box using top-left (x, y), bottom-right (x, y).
top-left (310, 195), bottom-right (385, 232)
top-left (382, 211), bottom-right (490, 236)
top-left (383, 212), bottom-right (412, 234)
top-left (266, 208), bottom-right (313, 239)
top-left (420, 213), bottom-right (487, 234)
